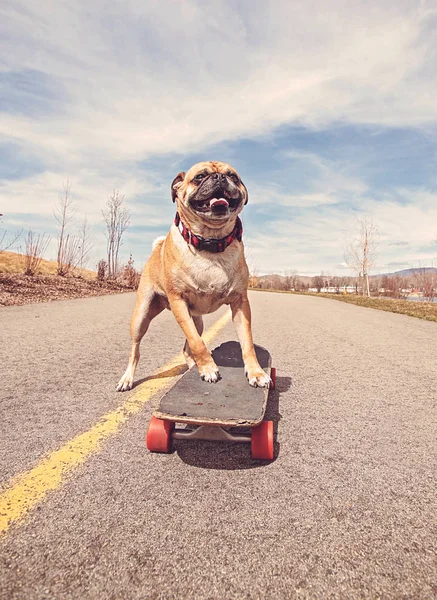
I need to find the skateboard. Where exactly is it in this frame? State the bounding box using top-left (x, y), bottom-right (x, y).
top-left (146, 341), bottom-right (276, 459)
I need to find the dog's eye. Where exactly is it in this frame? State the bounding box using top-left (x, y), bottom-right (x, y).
top-left (194, 174), bottom-right (205, 182)
top-left (229, 173), bottom-right (239, 183)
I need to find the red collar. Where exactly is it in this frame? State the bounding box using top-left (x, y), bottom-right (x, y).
top-left (174, 212), bottom-right (242, 253)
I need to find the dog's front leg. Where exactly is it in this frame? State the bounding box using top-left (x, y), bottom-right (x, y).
top-left (231, 292), bottom-right (271, 388)
top-left (183, 315), bottom-right (204, 369)
top-left (116, 287), bottom-right (165, 392)
top-left (168, 296), bottom-right (220, 383)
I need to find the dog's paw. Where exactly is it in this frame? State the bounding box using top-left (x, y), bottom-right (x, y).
top-left (199, 364), bottom-right (221, 383)
top-left (116, 373), bottom-right (134, 392)
top-left (245, 368), bottom-right (271, 388)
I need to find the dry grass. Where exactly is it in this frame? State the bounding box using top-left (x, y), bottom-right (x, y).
top-left (0, 251), bottom-right (95, 279)
top-left (316, 293), bottom-right (437, 322)
top-left (250, 288), bottom-right (437, 323)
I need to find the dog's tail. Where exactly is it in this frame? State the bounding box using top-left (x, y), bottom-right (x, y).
top-left (152, 236), bottom-right (166, 251)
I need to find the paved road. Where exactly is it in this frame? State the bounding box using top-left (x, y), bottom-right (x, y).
top-left (0, 291), bottom-right (436, 599)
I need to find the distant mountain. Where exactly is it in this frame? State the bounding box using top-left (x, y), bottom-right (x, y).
top-left (374, 267), bottom-right (437, 278)
top-left (253, 274), bottom-right (313, 284)
top-left (252, 267), bottom-right (437, 282)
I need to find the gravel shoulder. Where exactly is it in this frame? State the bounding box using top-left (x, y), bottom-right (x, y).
top-left (0, 272), bottom-right (133, 306)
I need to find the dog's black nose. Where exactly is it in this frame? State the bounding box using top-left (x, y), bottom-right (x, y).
top-left (212, 173), bottom-right (226, 182)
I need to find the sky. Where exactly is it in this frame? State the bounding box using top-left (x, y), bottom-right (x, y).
top-left (1, 0), bottom-right (437, 276)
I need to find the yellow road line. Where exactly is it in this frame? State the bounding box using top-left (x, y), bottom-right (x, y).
top-left (0, 309), bottom-right (232, 537)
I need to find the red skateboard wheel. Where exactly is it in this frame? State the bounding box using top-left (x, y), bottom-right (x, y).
top-left (251, 420), bottom-right (274, 460)
top-left (146, 417), bottom-right (174, 453)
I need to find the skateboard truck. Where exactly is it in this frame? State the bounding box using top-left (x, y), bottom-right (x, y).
top-left (146, 412), bottom-right (275, 460)
top-left (173, 425), bottom-right (252, 443)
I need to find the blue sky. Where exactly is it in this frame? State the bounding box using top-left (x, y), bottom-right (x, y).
top-left (1, 0), bottom-right (437, 275)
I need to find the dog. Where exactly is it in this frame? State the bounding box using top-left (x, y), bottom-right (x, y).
top-left (116, 160), bottom-right (270, 392)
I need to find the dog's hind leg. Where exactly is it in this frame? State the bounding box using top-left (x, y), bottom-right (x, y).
top-left (116, 288), bottom-right (165, 392)
top-left (183, 315), bottom-right (204, 369)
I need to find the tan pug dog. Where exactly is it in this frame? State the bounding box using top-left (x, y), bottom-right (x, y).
top-left (116, 160), bottom-right (270, 392)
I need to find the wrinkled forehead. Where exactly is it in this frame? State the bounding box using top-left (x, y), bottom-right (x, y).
top-left (185, 161), bottom-right (237, 180)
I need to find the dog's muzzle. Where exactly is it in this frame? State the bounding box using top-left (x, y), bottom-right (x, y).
top-left (190, 175), bottom-right (243, 216)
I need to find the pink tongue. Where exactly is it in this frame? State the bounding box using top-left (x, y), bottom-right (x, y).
top-left (210, 198), bottom-right (229, 208)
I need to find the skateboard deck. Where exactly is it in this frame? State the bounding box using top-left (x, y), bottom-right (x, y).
top-left (154, 341), bottom-right (272, 427)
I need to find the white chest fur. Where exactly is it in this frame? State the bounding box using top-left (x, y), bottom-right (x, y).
top-left (169, 226), bottom-right (247, 313)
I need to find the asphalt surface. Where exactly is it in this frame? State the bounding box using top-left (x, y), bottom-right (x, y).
top-left (0, 291), bottom-right (436, 599)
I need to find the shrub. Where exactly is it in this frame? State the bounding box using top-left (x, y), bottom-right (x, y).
top-left (120, 254), bottom-right (140, 289)
top-left (97, 259), bottom-right (107, 281)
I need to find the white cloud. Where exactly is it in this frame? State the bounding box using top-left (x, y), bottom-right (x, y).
top-left (249, 184), bottom-right (340, 208)
top-left (1, 0), bottom-right (437, 168)
top-left (0, 168), bottom-right (159, 220)
top-left (248, 151), bottom-right (368, 209)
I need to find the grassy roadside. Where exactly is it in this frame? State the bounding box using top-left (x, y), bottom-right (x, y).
top-left (249, 288), bottom-right (437, 323)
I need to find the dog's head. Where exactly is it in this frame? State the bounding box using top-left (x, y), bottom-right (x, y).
top-left (171, 161), bottom-right (248, 227)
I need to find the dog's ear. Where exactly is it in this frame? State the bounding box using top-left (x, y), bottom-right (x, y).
top-left (171, 172), bottom-right (186, 203)
top-left (242, 181), bottom-right (249, 205)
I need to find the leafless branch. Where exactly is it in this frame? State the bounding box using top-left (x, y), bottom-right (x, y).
top-left (344, 217), bottom-right (379, 297)
top-left (0, 228), bottom-right (23, 254)
top-left (54, 181), bottom-right (77, 275)
top-left (97, 259), bottom-right (107, 281)
top-left (18, 230), bottom-right (51, 275)
top-left (57, 233), bottom-right (81, 276)
top-left (413, 263), bottom-right (436, 302)
top-left (77, 216), bottom-right (94, 270)
top-left (102, 190), bottom-right (130, 279)
top-left (120, 254), bottom-right (140, 289)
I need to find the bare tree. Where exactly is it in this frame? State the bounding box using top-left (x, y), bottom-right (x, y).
top-left (97, 259), bottom-right (107, 282)
top-left (248, 266), bottom-right (259, 289)
top-left (344, 217), bottom-right (378, 297)
top-left (0, 212), bottom-right (23, 253)
top-left (281, 270), bottom-right (298, 291)
top-left (54, 181), bottom-right (79, 276)
top-left (121, 254), bottom-right (140, 289)
top-left (18, 230), bottom-right (51, 275)
top-left (283, 270), bottom-right (293, 291)
top-left (291, 273), bottom-right (299, 291)
top-left (332, 276), bottom-right (341, 294)
top-left (0, 228), bottom-right (23, 254)
top-left (414, 264), bottom-right (436, 302)
top-left (57, 233), bottom-right (81, 276)
top-left (312, 275), bottom-right (324, 293)
top-left (102, 190), bottom-right (130, 279)
top-left (77, 216), bottom-right (94, 270)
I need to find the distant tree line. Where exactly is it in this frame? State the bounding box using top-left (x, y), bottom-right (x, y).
top-left (249, 269), bottom-right (436, 302)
